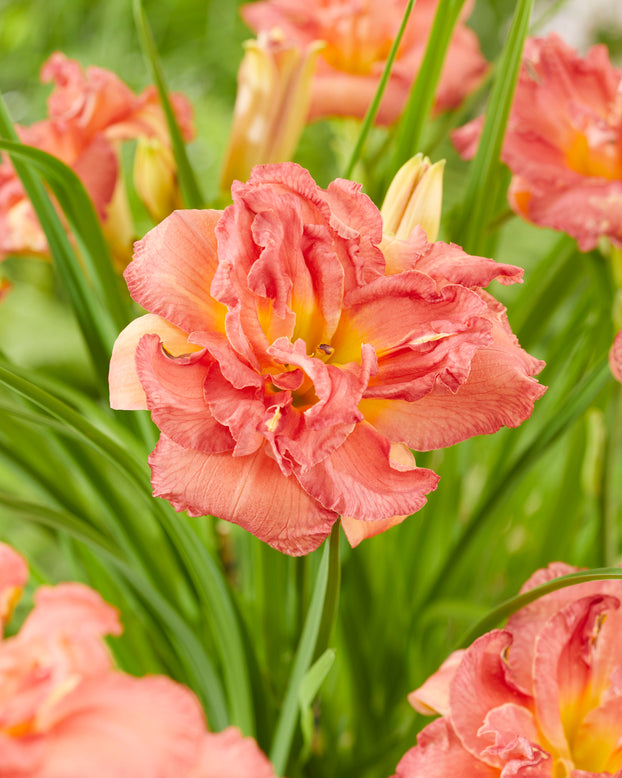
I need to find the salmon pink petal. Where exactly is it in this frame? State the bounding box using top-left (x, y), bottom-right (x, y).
top-left (532, 594), bottom-right (620, 759)
top-left (109, 314), bottom-right (200, 410)
top-left (340, 514), bottom-right (407, 548)
top-left (71, 134), bottom-right (118, 221)
top-left (124, 210), bottom-right (227, 335)
top-left (408, 650), bottom-right (466, 717)
top-left (188, 728), bottom-right (278, 778)
top-left (505, 562), bottom-right (580, 694)
top-left (35, 673), bottom-right (205, 778)
top-left (361, 342), bottom-right (546, 451)
top-left (477, 703), bottom-right (551, 772)
top-left (394, 718), bottom-right (498, 777)
top-left (150, 435), bottom-right (336, 555)
top-left (42, 53), bottom-right (138, 135)
top-left (296, 421), bottom-right (439, 522)
top-left (449, 630), bottom-right (531, 763)
top-left (134, 334), bottom-right (235, 454)
top-left (21, 583), bottom-right (121, 642)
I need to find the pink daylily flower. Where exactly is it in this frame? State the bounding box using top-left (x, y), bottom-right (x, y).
top-left (0, 52), bottom-right (194, 264)
top-left (241, 0), bottom-right (488, 125)
top-left (452, 34), bottom-right (622, 252)
top-left (0, 543), bottom-right (278, 778)
top-left (109, 162), bottom-right (545, 556)
top-left (393, 563), bottom-right (622, 777)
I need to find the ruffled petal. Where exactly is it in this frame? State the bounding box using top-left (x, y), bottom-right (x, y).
top-left (394, 718), bottom-right (498, 777)
top-left (124, 210), bottom-right (227, 335)
top-left (361, 340), bottom-right (546, 451)
top-left (149, 435), bottom-right (336, 555)
top-left (296, 421), bottom-right (439, 522)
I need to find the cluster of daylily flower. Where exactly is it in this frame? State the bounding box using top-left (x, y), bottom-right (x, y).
top-left (1, 0), bottom-right (622, 775)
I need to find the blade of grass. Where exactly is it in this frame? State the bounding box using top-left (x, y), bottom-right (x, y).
top-left (458, 567), bottom-right (622, 648)
top-left (342, 0), bottom-right (417, 179)
top-left (133, 0), bottom-right (204, 208)
top-left (390, 0), bottom-right (467, 178)
top-left (453, 0), bottom-right (533, 254)
top-left (270, 522), bottom-right (341, 776)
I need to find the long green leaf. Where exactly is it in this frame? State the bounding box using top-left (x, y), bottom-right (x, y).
top-left (453, 0), bottom-right (533, 253)
top-left (133, 0), bottom-right (204, 208)
top-left (343, 0), bottom-right (417, 179)
top-left (458, 567), bottom-right (622, 648)
top-left (269, 524), bottom-right (340, 776)
top-left (390, 0), bottom-right (466, 178)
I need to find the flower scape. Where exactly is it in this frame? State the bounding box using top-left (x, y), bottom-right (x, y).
top-left (110, 161), bottom-right (545, 555)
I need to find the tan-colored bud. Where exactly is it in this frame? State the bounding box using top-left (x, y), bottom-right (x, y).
top-left (381, 153), bottom-right (445, 241)
top-left (220, 31), bottom-right (323, 192)
top-left (133, 137), bottom-right (183, 224)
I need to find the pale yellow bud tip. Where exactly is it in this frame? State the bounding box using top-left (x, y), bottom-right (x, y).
top-left (381, 153), bottom-right (445, 242)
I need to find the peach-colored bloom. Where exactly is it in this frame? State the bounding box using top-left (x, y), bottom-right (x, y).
top-left (110, 162), bottom-right (545, 555)
top-left (453, 34), bottom-right (622, 252)
top-left (0, 543), bottom-right (278, 778)
top-left (220, 31), bottom-right (322, 191)
top-left (0, 52), bottom-right (194, 264)
top-left (393, 563), bottom-right (622, 776)
top-left (241, 0), bottom-right (488, 125)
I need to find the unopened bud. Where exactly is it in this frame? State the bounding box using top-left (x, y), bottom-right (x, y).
top-left (381, 153), bottom-right (444, 241)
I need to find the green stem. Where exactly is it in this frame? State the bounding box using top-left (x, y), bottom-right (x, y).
top-left (269, 521), bottom-right (341, 776)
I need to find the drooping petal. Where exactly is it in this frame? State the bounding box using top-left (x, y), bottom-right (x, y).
top-left (149, 435), bottom-right (336, 555)
top-left (125, 210), bottom-right (227, 335)
top-left (35, 673), bottom-right (205, 778)
top-left (188, 728), bottom-right (278, 778)
top-left (109, 313), bottom-right (200, 410)
top-left (296, 421), bottom-right (439, 522)
top-left (408, 649), bottom-right (466, 717)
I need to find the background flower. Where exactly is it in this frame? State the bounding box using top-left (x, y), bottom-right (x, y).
top-left (453, 33), bottom-right (622, 252)
top-left (241, 0), bottom-right (488, 125)
top-left (0, 52), bottom-right (194, 266)
top-left (394, 563), bottom-right (622, 776)
top-left (110, 161), bottom-right (545, 555)
top-left (0, 542), bottom-right (278, 778)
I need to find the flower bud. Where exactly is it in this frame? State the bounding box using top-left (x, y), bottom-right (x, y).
top-left (220, 31), bottom-right (322, 192)
top-left (134, 137), bottom-right (183, 224)
top-left (381, 153), bottom-right (445, 241)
